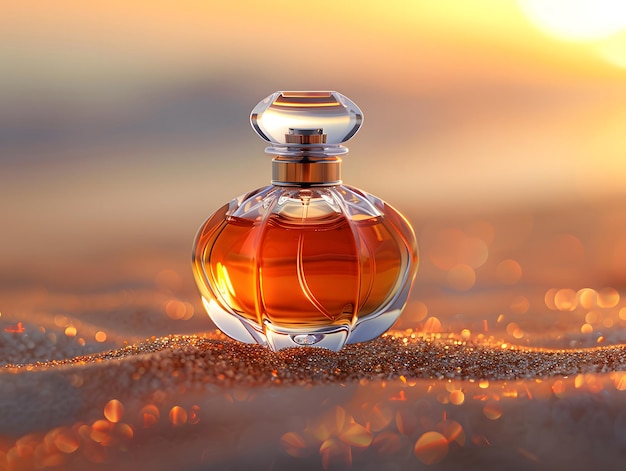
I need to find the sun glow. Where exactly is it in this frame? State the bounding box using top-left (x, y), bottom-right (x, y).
top-left (519, 0), bottom-right (626, 42)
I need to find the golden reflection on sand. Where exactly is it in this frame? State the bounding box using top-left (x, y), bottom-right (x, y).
top-left (1, 202), bottom-right (626, 470)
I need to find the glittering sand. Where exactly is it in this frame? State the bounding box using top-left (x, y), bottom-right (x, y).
top-left (6, 333), bottom-right (626, 383)
top-left (3, 331), bottom-right (626, 470)
top-left (2, 201), bottom-right (626, 470)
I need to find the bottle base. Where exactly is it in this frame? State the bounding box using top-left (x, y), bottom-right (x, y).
top-left (202, 296), bottom-right (350, 351)
top-left (265, 322), bottom-right (349, 351)
top-left (202, 296), bottom-right (409, 352)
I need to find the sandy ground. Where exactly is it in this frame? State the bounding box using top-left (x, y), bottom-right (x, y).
top-left (1, 200), bottom-right (626, 470)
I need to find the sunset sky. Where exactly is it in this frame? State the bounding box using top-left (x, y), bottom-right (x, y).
top-left (1, 0), bottom-right (625, 282)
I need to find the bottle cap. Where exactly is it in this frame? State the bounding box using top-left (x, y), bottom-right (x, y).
top-left (250, 91), bottom-right (363, 157)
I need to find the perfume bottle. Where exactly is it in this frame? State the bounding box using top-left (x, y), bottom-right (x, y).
top-left (192, 91), bottom-right (418, 351)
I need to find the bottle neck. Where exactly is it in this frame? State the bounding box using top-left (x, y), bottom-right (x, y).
top-left (271, 156), bottom-right (342, 187)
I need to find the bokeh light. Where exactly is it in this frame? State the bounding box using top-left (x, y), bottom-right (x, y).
top-left (1, 1), bottom-right (626, 470)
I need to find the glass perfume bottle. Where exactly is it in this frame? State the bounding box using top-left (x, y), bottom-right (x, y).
top-left (192, 91), bottom-right (418, 351)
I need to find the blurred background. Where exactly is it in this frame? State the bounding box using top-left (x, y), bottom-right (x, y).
top-left (1, 0), bottom-right (625, 345)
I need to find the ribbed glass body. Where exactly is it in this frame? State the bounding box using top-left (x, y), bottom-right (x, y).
top-left (193, 185), bottom-right (418, 351)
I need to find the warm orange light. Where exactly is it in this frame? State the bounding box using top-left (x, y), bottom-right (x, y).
top-left (446, 264), bottom-right (476, 291)
top-left (519, 0), bottom-right (626, 41)
top-left (597, 287), bottom-right (620, 308)
top-left (169, 406), bottom-right (188, 426)
top-left (365, 404), bottom-right (393, 432)
top-left (578, 288), bottom-right (598, 309)
top-left (90, 420), bottom-right (112, 443)
top-left (423, 317), bottom-right (442, 333)
top-left (3, 322), bottom-right (25, 333)
top-left (483, 403), bottom-right (503, 420)
top-left (281, 432), bottom-right (309, 458)
top-left (140, 404), bottom-right (160, 428)
top-left (50, 427), bottom-right (80, 454)
top-left (414, 431), bottom-right (449, 464)
top-left (449, 390), bottom-right (465, 405)
top-left (64, 326), bottom-right (77, 337)
top-left (104, 399), bottom-right (124, 423)
top-left (614, 373), bottom-right (626, 391)
top-left (339, 423), bottom-right (373, 448)
top-left (554, 289), bottom-right (578, 311)
top-left (438, 419), bottom-right (465, 446)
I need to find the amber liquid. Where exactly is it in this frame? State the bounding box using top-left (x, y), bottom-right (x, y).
top-left (194, 206), bottom-right (406, 329)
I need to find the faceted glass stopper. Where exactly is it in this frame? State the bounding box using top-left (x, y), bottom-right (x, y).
top-left (250, 91), bottom-right (363, 146)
